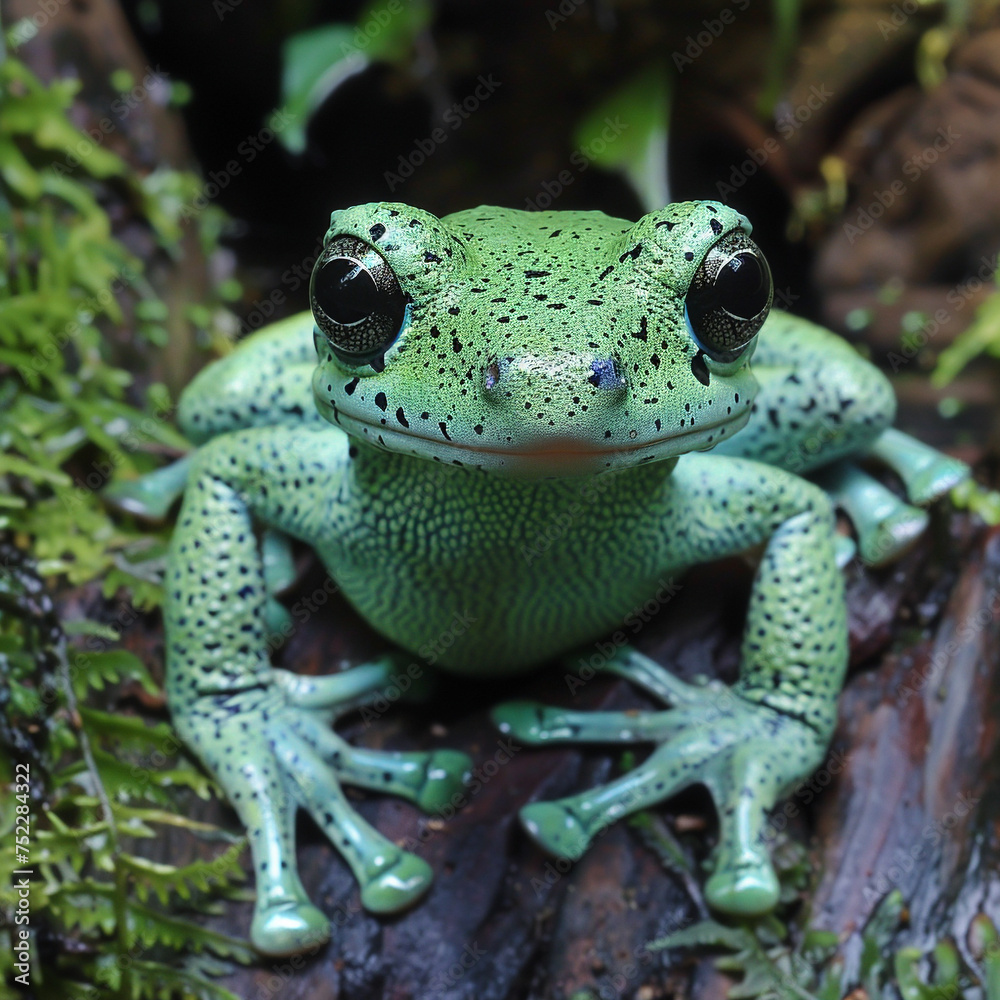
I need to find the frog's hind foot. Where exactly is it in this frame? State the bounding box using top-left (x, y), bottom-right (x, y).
top-left (869, 427), bottom-right (969, 507)
top-left (813, 428), bottom-right (969, 568)
top-left (103, 453), bottom-right (193, 521)
top-left (492, 648), bottom-right (824, 917)
top-left (814, 460), bottom-right (928, 567)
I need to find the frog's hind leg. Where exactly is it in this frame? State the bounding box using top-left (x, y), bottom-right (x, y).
top-left (103, 452), bottom-right (193, 520)
top-left (105, 312), bottom-right (321, 520)
top-left (177, 311), bottom-right (323, 444)
top-left (715, 311), bottom-right (968, 565)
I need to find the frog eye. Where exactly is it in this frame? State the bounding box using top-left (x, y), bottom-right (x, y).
top-left (685, 231), bottom-right (772, 363)
top-left (310, 236), bottom-right (408, 364)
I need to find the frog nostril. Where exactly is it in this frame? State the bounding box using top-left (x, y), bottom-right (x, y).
top-left (588, 357), bottom-right (626, 391)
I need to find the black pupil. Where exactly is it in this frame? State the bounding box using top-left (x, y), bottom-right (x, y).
top-left (315, 257), bottom-right (378, 325)
top-left (716, 252), bottom-right (769, 319)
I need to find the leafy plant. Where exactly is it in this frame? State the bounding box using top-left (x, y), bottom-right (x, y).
top-left (933, 280), bottom-right (1000, 387)
top-left (0, 546), bottom-right (253, 1000)
top-left (650, 890), bottom-right (1000, 1000)
top-left (0, 43), bottom-right (252, 1000)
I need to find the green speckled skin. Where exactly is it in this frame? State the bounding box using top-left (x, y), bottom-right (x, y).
top-left (159, 201), bottom-right (968, 956)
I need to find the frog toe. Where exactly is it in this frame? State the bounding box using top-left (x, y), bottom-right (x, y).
top-left (414, 749), bottom-right (473, 811)
top-left (251, 899), bottom-right (330, 957)
top-left (858, 502), bottom-right (929, 566)
top-left (103, 454), bottom-right (193, 521)
top-left (815, 460), bottom-right (929, 566)
top-left (870, 428), bottom-right (970, 506)
top-left (900, 453), bottom-right (969, 506)
top-left (520, 801), bottom-right (591, 860)
top-left (705, 863), bottom-right (780, 917)
top-left (360, 852), bottom-right (434, 913)
top-left (492, 700), bottom-right (554, 743)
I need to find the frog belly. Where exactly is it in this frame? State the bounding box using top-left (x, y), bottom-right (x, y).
top-left (328, 555), bottom-right (672, 675)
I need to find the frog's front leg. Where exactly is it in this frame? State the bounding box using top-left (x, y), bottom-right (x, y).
top-left (494, 455), bottom-right (846, 915)
top-left (165, 425), bottom-right (471, 955)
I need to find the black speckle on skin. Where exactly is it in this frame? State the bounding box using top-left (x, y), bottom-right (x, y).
top-left (423, 250), bottom-right (442, 263)
top-left (345, 378), bottom-right (359, 396)
top-left (524, 270), bottom-right (551, 278)
top-left (710, 218), bottom-right (723, 235)
top-left (396, 407), bottom-right (409, 427)
top-left (598, 265), bottom-right (614, 280)
top-left (374, 392), bottom-right (388, 411)
top-left (691, 352), bottom-right (711, 387)
top-left (618, 243), bottom-right (642, 263)
top-left (368, 223), bottom-right (386, 240)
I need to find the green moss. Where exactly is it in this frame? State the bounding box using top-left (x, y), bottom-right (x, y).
top-left (0, 55), bottom-right (251, 999)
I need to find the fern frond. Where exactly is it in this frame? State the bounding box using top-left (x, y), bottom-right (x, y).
top-left (125, 899), bottom-right (255, 963)
top-left (121, 849), bottom-right (246, 907)
top-left (69, 648), bottom-right (158, 698)
top-left (129, 960), bottom-right (246, 1000)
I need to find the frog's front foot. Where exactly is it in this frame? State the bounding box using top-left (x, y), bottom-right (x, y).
top-left (493, 648), bottom-right (826, 917)
top-left (173, 654), bottom-right (472, 956)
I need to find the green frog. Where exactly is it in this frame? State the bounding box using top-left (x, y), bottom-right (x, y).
top-left (115, 201), bottom-right (967, 956)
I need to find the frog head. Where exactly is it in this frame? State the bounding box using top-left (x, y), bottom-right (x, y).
top-left (309, 201), bottom-right (770, 475)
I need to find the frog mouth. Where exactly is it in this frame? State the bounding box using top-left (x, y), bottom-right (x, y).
top-left (324, 400), bottom-right (750, 474)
